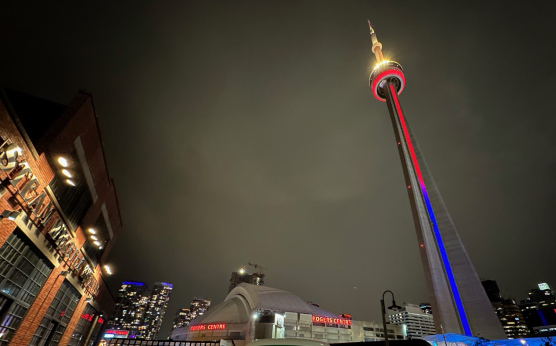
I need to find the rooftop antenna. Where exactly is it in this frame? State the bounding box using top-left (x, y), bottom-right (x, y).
top-left (368, 19), bottom-right (384, 62)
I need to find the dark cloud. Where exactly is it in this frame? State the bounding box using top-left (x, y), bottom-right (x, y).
top-left (1, 0), bottom-right (555, 336)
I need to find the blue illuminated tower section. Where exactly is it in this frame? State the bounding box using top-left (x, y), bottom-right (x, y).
top-left (367, 21), bottom-right (506, 339)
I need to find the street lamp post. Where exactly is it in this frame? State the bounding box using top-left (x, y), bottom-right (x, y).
top-left (381, 290), bottom-right (402, 346)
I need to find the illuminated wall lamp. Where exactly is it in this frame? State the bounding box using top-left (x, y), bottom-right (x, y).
top-left (90, 236), bottom-right (98, 241)
top-left (88, 228), bottom-right (96, 234)
top-left (66, 179), bottom-right (76, 186)
top-left (58, 157), bottom-right (69, 167)
top-left (61, 169), bottom-right (72, 178)
top-left (104, 265), bottom-right (113, 275)
top-left (93, 241), bottom-right (100, 246)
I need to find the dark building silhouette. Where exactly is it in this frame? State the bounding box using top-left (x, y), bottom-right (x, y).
top-left (481, 280), bottom-right (529, 338)
top-left (520, 283), bottom-right (556, 336)
top-left (228, 270), bottom-right (265, 293)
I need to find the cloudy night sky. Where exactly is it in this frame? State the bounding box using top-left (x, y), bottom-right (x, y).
top-left (1, 0), bottom-right (556, 336)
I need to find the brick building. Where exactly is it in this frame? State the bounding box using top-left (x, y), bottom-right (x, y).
top-left (0, 88), bottom-right (122, 346)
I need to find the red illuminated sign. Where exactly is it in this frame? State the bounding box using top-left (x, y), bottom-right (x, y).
top-left (106, 330), bottom-right (129, 335)
top-left (98, 317), bottom-right (104, 324)
top-left (190, 323), bottom-right (226, 331)
top-left (312, 316), bottom-right (351, 325)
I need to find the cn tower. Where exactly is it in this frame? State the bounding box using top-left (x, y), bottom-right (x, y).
top-left (367, 21), bottom-right (506, 339)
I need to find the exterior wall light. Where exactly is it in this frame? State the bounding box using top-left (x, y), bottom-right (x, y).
top-left (66, 179), bottom-right (76, 186)
top-left (58, 157), bottom-right (69, 167)
top-left (62, 169), bottom-right (72, 178)
top-left (88, 228), bottom-right (96, 234)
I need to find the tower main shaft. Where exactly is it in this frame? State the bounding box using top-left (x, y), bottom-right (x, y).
top-left (368, 21), bottom-right (506, 339)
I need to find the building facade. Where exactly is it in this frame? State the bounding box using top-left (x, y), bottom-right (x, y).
top-left (228, 270), bottom-right (264, 293)
top-left (0, 88), bottom-right (122, 346)
top-left (481, 280), bottom-right (529, 338)
top-left (144, 282), bottom-right (173, 339)
top-left (388, 303), bottom-right (435, 339)
top-left (171, 308), bottom-right (191, 334)
top-left (107, 282), bottom-right (150, 338)
top-left (171, 284), bottom-right (405, 346)
top-left (367, 22), bottom-right (505, 339)
top-left (190, 297), bottom-right (211, 320)
top-left (520, 283), bottom-right (556, 336)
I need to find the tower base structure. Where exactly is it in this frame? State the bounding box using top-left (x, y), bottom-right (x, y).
top-left (370, 62), bottom-right (506, 339)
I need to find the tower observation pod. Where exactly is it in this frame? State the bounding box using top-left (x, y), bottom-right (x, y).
top-left (367, 20), bottom-right (506, 340)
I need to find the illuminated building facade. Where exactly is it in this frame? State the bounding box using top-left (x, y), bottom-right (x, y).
top-left (107, 282), bottom-right (150, 338)
top-left (366, 21), bottom-right (505, 339)
top-left (190, 297), bottom-right (211, 320)
top-left (171, 308), bottom-right (192, 333)
top-left (171, 283), bottom-right (405, 346)
top-left (0, 88), bottom-right (122, 346)
top-left (144, 282), bottom-right (173, 339)
top-left (388, 303), bottom-right (436, 339)
top-left (482, 280), bottom-right (529, 338)
top-left (520, 283), bottom-right (556, 336)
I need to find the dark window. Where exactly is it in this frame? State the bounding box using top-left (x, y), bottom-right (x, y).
top-left (48, 150), bottom-right (92, 231)
top-left (29, 280), bottom-right (81, 346)
top-left (0, 230), bottom-right (53, 345)
top-left (363, 327), bottom-right (375, 331)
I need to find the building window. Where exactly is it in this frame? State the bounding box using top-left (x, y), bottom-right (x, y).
top-left (29, 280), bottom-right (81, 346)
top-left (67, 304), bottom-right (97, 346)
top-left (0, 229), bottom-right (53, 345)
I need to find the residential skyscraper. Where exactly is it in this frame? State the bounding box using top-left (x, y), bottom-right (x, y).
top-left (108, 282), bottom-right (150, 337)
top-left (388, 303), bottom-right (435, 339)
top-left (367, 20), bottom-right (505, 339)
top-left (482, 280), bottom-right (503, 303)
top-left (520, 283), bottom-right (556, 336)
top-left (190, 297), bottom-right (211, 320)
top-left (144, 282), bottom-right (174, 339)
top-left (481, 279), bottom-right (529, 338)
top-left (171, 308), bottom-right (192, 333)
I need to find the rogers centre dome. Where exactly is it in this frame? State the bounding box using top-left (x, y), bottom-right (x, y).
top-left (170, 284), bottom-right (406, 345)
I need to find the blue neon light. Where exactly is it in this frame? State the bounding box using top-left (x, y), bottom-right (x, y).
top-left (537, 310), bottom-right (548, 326)
top-left (123, 281), bottom-right (145, 286)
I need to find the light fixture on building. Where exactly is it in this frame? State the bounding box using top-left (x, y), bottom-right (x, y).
top-left (94, 241), bottom-right (100, 246)
top-left (62, 169), bottom-right (72, 178)
top-left (99, 246), bottom-right (103, 250)
top-left (88, 228), bottom-right (96, 234)
top-left (91, 235), bottom-right (98, 241)
top-left (58, 156), bottom-right (69, 167)
top-left (104, 265), bottom-right (113, 275)
top-left (66, 179), bottom-right (76, 186)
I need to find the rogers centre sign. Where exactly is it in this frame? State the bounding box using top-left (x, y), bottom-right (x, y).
top-left (312, 316), bottom-right (351, 325)
top-left (190, 323), bottom-right (226, 331)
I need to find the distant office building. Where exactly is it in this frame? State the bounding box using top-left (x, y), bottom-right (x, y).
top-left (419, 303), bottom-right (433, 315)
top-left (482, 280), bottom-right (503, 303)
top-left (172, 308), bottom-right (192, 331)
top-left (108, 281), bottom-right (150, 337)
top-left (388, 303), bottom-right (436, 339)
top-left (481, 280), bottom-right (529, 338)
top-left (171, 283), bottom-right (406, 343)
top-left (0, 89), bottom-right (122, 346)
top-left (190, 297), bottom-right (211, 320)
top-left (144, 282), bottom-right (174, 339)
top-left (520, 283), bottom-right (556, 336)
top-left (229, 269), bottom-right (265, 293)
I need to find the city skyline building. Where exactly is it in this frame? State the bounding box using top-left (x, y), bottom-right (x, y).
top-left (481, 279), bottom-right (529, 338)
top-left (388, 303), bottom-right (436, 339)
top-left (367, 21), bottom-right (505, 339)
top-left (519, 283), bottom-right (556, 336)
top-left (108, 281), bottom-right (150, 338)
top-left (190, 297), bottom-right (211, 320)
top-left (171, 308), bottom-right (192, 333)
top-left (144, 282), bottom-right (174, 339)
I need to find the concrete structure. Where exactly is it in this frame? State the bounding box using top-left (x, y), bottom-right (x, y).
top-left (0, 88), bottom-right (122, 346)
top-left (229, 270), bottom-right (265, 293)
top-left (170, 283), bottom-right (405, 345)
top-left (389, 303), bottom-right (436, 339)
top-left (366, 21), bottom-right (505, 339)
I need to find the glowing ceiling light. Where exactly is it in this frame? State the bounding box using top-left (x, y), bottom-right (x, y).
top-left (91, 236), bottom-right (98, 241)
top-left (58, 157), bottom-right (68, 167)
top-left (62, 169), bottom-right (72, 178)
top-left (104, 265), bottom-right (113, 275)
top-left (94, 241), bottom-right (100, 246)
top-left (88, 228), bottom-right (96, 234)
top-left (66, 179), bottom-right (76, 186)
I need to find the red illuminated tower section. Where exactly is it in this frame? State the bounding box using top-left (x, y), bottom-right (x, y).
top-left (367, 21), bottom-right (506, 339)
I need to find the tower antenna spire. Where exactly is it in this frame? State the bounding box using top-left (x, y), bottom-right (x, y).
top-left (368, 19), bottom-right (384, 62)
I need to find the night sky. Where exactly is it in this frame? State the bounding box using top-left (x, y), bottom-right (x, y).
top-left (1, 1), bottom-right (556, 337)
